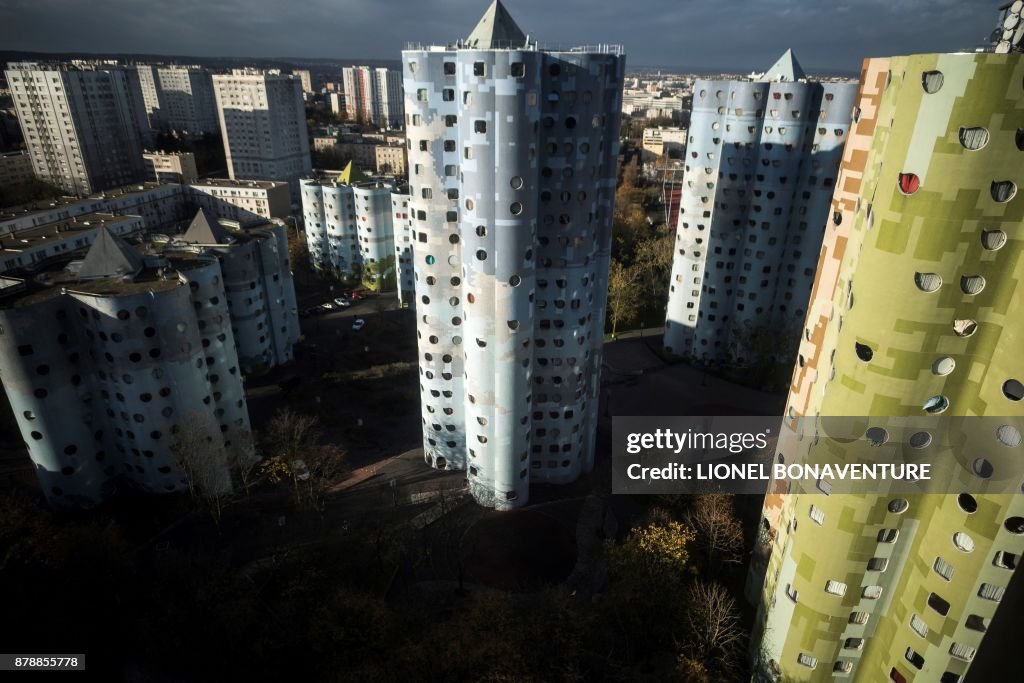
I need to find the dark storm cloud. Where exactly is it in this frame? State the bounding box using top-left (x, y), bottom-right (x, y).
top-left (0, 0), bottom-right (1001, 73)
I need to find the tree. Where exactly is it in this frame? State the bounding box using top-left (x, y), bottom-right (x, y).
top-left (363, 254), bottom-right (397, 293)
top-left (169, 414), bottom-right (233, 527)
top-left (257, 409), bottom-right (347, 514)
top-left (632, 230), bottom-right (675, 313)
top-left (683, 493), bottom-right (745, 568)
top-left (261, 408), bottom-right (320, 463)
top-left (227, 431), bottom-right (259, 497)
top-left (681, 581), bottom-right (746, 680)
top-left (605, 519), bottom-right (695, 582)
top-left (606, 259), bottom-right (642, 337)
top-left (301, 443), bottom-right (348, 517)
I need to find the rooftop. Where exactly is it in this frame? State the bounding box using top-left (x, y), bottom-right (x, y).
top-left (0, 182), bottom-right (178, 222)
top-left (465, 1), bottom-right (528, 50)
top-left (189, 178), bottom-right (286, 189)
top-left (77, 227), bottom-right (145, 279)
top-left (0, 213), bottom-right (141, 257)
top-left (181, 208), bottom-right (233, 245)
top-left (405, 0), bottom-right (622, 54)
top-left (0, 241), bottom-right (185, 309)
top-left (756, 49), bottom-right (807, 83)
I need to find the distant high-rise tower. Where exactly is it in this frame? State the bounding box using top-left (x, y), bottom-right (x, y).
top-left (212, 70), bottom-right (312, 197)
top-left (403, 0), bottom-right (625, 508)
top-left (153, 66), bottom-right (219, 134)
top-left (662, 51), bottom-right (857, 370)
top-left (750, 51), bottom-right (1024, 682)
top-left (292, 69), bottom-right (313, 95)
top-left (5, 62), bottom-right (151, 195)
top-left (342, 66), bottom-right (405, 129)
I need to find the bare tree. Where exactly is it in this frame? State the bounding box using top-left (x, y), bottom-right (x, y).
top-left (681, 581), bottom-right (746, 679)
top-left (301, 443), bottom-right (348, 517)
top-left (261, 408), bottom-right (320, 462)
top-left (258, 408), bottom-right (346, 515)
top-left (170, 413), bottom-right (233, 527)
top-left (227, 430), bottom-right (260, 497)
top-left (683, 493), bottom-right (745, 567)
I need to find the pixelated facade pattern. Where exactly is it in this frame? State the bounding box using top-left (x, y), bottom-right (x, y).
top-left (0, 229), bottom-right (255, 509)
top-left (663, 53), bottom-right (858, 368)
top-left (751, 53), bottom-right (1024, 682)
top-left (403, 1), bottom-right (624, 509)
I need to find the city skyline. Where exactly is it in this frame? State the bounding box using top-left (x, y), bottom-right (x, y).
top-left (0, 0), bottom-right (999, 74)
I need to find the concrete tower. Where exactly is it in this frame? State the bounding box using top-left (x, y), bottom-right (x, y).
top-left (0, 229), bottom-right (252, 508)
top-left (212, 70), bottom-right (312, 198)
top-left (662, 52), bottom-right (858, 371)
top-left (300, 176), bottom-right (404, 296)
top-left (6, 62), bottom-right (151, 195)
top-left (178, 210), bottom-right (300, 374)
top-left (750, 52), bottom-right (1024, 682)
top-left (403, 0), bottom-right (624, 509)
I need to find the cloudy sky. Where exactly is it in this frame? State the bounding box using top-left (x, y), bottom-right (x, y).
top-left (0, 0), bottom-right (1000, 73)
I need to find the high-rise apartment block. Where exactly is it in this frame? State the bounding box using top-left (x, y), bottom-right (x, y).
top-left (142, 65), bottom-right (219, 134)
top-left (212, 70), bottom-right (312, 196)
top-left (6, 62), bottom-right (151, 195)
top-left (292, 69), bottom-right (313, 95)
top-left (662, 51), bottom-right (857, 369)
top-left (342, 66), bottom-right (404, 129)
top-left (751, 51), bottom-right (1024, 682)
top-left (403, 1), bottom-right (624, 508)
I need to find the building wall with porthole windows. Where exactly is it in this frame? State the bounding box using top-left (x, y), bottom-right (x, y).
top-left (402, 3), bottom-right (624, 508)
top-left (751, 53), bottom-right (1024, 683)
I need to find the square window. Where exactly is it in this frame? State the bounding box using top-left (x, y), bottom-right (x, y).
top-left (511, 62), bottom-right (526, 78)
top-left (474, 120), bottom-right (487, 134)
top-left (442, 89), bottom-right (454, 102)
top-left (443, 62), bottom-right (456, 75)
top-left (473, 62), bottom-right (485, 76)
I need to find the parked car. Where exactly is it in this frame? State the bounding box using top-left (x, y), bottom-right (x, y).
top-left (320, 302), bottom-right (335, 311)
top-left (333, 297), bottom-right (351, 308)
top-left (349, 290), bottom-right (365, 301)
top-left (351, 318), bottom-right (366, 331)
